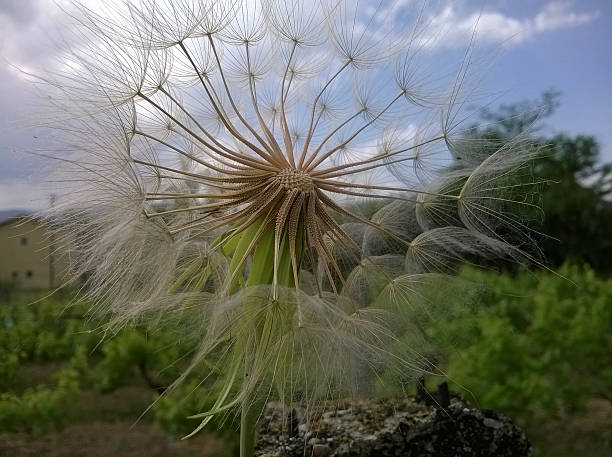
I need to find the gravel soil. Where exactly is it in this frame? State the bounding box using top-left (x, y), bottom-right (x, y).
top-left (256, 396), bottom-right (531, 457)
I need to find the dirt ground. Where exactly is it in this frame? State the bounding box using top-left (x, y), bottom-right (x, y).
top-left (0, 422), bottom-right (225, 457)
top-left (530, 398), bottom-right (612, 457)
top-left (0, 384), bottom-right (232, 457)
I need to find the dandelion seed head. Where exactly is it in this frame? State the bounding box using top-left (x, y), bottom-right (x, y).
top-left (275, 167), bottom-right (313, 192)
top-left (36, 0), bottom-right (545, 427)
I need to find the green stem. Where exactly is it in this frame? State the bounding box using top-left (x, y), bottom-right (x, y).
top-left (240, 396), bottom-right (265, 457)
top-left (233, 218), bottom-right (305, 457)
top-left (238, 225), bottom-right (274, 457)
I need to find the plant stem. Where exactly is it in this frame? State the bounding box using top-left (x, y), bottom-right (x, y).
top-left (235, 218), bottom-right (305, 457)
top-left (237, 222), bottom-right (275, 457)
top-left (240, 394), bottom-right (264, 457)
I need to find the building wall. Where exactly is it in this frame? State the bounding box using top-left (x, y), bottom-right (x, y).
top-left (0, 218), bottom-right (67, 290)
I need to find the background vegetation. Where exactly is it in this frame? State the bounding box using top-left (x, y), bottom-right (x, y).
top-left (1, 94), bottom-right (610, 456)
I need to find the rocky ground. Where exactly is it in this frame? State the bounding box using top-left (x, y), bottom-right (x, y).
top-left (255, 394), bottom-right (531, 457)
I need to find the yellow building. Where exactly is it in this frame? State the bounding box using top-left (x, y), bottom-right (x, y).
top-left (0, 217), bottom-right (68, 290)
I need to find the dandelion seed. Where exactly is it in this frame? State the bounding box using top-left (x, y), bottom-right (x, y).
top-left (37, 1), bottom-right (542, 454)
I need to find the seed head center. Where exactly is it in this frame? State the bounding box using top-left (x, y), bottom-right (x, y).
top-left (276, 168), bottom-right (313, 192)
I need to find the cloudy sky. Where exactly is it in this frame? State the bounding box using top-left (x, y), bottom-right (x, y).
top-left (0, 0), bottom-right (610, 211)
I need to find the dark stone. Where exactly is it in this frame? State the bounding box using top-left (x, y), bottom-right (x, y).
top-left (285, 408), bottom-right (300, 437)
top-left (255, 397), bottom-right (530, 457)
top-left (436, 380), bottom-right (450, 409)
top-left (312, 444), bottom-right (332, 456)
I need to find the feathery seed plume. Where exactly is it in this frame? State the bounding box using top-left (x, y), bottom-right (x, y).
top-left (35, 0), bottom-right (542, 453)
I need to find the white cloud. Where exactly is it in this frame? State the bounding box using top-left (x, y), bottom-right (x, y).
top-left (532, 1), bottom-right (599, 33)
top-left (371, 0), bottom-right (414, 24)
top-left (422, 1), bottom-right (600, 48)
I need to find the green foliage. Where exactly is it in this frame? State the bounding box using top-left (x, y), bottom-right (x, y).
top-left (374, 263), bottom-right (612, 447)
top-left (440, 265), bottom-right (612, 426)
top-left (0, 388), bottom-right (71, 435)
top-left (95, 330), bottom-right (162, 392)
top-left (0, 292), bottom-right (226, 439)
top-left (478, 90), bottom-right (561, 138)
top-left (0, 294), bottom-right (98, 364)
top-left (535, 135), bottom-right (612, 271)
top-left (53, 346), bottom-right (91, 391)
top-left (0, 295), bottom-right (95, 391)
top-left (153, 382), bottom-right (238, 440)
top-left (0, 350), bottom-right (20, 391)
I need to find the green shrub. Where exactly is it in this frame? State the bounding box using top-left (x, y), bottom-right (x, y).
top-left (0, 388), bottom-right (70, 435)
top-left (0, 291), bottom-right (240, 444)
top-left (0, 351), bottom-right (21, 391)
top-left (154, 381), bottom-right (239, 454)
top-left (441, 265), bottom-right (612, 425)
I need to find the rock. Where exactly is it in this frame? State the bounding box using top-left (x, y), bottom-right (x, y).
top-left (312, 444), bottom-right (332, 456)
top-left (255, 397), bottom-right (531, 457)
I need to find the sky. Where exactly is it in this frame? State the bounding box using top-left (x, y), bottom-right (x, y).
top-left (0, 0), bottom-right (610, 211)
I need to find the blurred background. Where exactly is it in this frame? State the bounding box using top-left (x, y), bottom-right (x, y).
top-left (1, 1), bottom-right (611, 456)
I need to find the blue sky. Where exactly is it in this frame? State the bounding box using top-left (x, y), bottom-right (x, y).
top-left (476, 1), bottom-right (612, 152)
top-left (0, 0), bottom-right (610, 211)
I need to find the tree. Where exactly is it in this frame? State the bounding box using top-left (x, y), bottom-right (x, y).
top-left (473, 91), bottom-right (612, 272)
